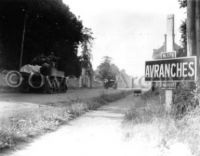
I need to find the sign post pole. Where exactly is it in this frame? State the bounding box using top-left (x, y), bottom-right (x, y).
top-left (165, 90), bottom-right (173, 112)
top-left (162, 51), bottom-right (175, 113)
top-left (163, 52), bottom-right (175, 112)
top-left (165, 14), bottom-right (174, 113)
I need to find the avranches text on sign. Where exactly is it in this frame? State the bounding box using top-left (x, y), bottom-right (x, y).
top-left (145, 57), bottom-right (196, 82)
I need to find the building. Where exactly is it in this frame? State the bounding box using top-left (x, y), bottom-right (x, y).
top-left (152, 15), bottom-right (186, 59)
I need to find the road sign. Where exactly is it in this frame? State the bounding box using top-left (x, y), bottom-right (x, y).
top-left (161, 51), bottom-right (176, 89)
top-left (161, 51), bottom-right (176, 59)
top-left (145, 56), bottom-right (197, 82)
top-left (160, 82), bottom-right (176, 89)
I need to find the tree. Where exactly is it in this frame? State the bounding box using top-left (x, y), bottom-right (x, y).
top-left (0, 0), bottom-right (93, 77)
top-left (79, 27), bottom-right (94, 76)
top-left (178, 0), bottom-right (187, 53)
top-left (178, 0), bottom-right (187, 8)
top-left (96, 56), bottom-right (119, 81)
top-left (180, 20), bottom-right (187, 51)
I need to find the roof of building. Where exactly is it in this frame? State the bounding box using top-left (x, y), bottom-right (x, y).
top-left (152, 43), bottom-right (186, 59)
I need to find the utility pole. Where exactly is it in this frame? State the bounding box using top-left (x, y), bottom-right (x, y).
top-left (19, 9), bottom-right (27, 70)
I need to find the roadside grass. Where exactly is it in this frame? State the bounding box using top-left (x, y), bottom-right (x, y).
top-left (0, 90), bottom-right (132, 152)
top-left (177, 107), bottom-right (200, 155)
top-left (124, 89), bottom-right (166, 123)
top-left (0, 106), bottom-right (71, 151)
top-left (123, 90), bottom-right (200, 156)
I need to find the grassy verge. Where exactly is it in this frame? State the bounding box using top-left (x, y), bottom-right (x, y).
top-left (0, 90), bottom-right (132, 152)
top-left (123, 90), bottom-right (200, 156)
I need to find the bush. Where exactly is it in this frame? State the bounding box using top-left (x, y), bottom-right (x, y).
top-left (173, 82), bottom-right (199, 118)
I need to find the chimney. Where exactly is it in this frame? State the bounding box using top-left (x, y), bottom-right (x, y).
top-left (164, 34), bottom-right (167, 52)
top-left (166, 14), bottom-right (175, 52)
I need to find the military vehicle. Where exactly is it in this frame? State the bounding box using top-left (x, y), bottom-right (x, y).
top-left (19, 53), bottom-right (68, 93)
top-left (103, 79), bottom-right (117, 89)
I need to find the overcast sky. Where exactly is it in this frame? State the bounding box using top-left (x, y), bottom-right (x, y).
top-left (63, 0), bottom-right (186, 77)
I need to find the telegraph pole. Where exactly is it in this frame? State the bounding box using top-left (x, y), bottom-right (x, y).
top-left (19, 9), bottom-right (27, 70)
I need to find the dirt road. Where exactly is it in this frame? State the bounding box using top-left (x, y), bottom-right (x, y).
top-left (3, 93), bottom-right (193, 156)
top-left (6, 95), bottom-right (138, 156)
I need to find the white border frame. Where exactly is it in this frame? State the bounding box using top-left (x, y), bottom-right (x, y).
top-left (145, 56), bottom-right (197, 82)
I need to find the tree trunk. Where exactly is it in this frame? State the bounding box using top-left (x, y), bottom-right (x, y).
top-left (196, 0), bottom-right (200, 77)
top-left (187, 0), bottom-right (196, 56)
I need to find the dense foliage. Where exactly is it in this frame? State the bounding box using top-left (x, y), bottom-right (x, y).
top-left (178, 0), bottom-right (187, 52)
top-left (180, 20), bottom-right (187, 50)
top-left (0, 0), bottom-right (93, 77)
top-left (172, 0), bottom-right (200, 117)
top-left (173, 82), bottom-right (198, 117)
top-left (79, 27), bottom-right (94, 76)
top-left (96, 56), bottom-right (119, 81)
top-left (178, 0), bottom-right (187, 8)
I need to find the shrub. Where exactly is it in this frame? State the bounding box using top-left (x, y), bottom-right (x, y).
top-left (173, 82), bottom-right (199, 118)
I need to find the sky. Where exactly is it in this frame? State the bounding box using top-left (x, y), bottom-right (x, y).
top-left (63, 0), bottom-right (186, 77)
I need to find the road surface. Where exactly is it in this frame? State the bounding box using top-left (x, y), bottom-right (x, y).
top-left (5, 94), bottom-right (139, 156)
top-left (3, 93), bottom-right (193, 156)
